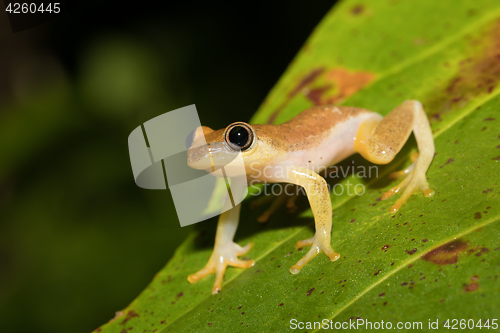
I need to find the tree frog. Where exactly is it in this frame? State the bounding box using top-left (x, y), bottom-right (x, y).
top-left (186, 100), bottom-right (434, 294)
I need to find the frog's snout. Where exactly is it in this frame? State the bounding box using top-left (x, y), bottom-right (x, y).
top-left (187, 144), bottom-right (212, 170)
top-left (186, 126), bottom-right (216, 171)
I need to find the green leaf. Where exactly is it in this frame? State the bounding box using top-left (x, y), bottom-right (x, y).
top-left (96, 1), bottom-right (500, 331)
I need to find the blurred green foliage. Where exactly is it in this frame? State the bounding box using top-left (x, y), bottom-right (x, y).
top-left (0, 1), bottom-right (335, 332)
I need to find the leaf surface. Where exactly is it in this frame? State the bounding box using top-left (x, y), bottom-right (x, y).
top-left (96, 1), bottom-right (500, 331)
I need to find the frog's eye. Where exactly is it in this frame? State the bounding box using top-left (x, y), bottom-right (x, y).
top-left (224, 122), bottom-right (255, 151)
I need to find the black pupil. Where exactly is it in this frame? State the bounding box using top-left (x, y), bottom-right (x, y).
top-left (228, 126), bottom-right (249, 148)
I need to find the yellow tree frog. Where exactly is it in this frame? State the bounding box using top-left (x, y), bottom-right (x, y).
top-left (186, 100), bottom-right (435, 294)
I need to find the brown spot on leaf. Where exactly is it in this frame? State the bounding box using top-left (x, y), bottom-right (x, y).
top-left (378, 293), bottom-right (385, 297)
top-left (439, 158), bottom-right (454, 168)
top-left (267, 68), bottom-right (325, 124)
top-left (120, 310), bottom-right (139, 325)
top-left (484, 117), bottom-right (496, 121)
top-left (323, 68), bottom-right (375, 104)
top-left (381, 245), bottom-right (390, 250)
top-left (307, 288), bottom-right (315, 296)
top-left (483, 188), bottom-right (493, 193)
top-left (306, 85), bottom-right (332, 105)
top-left (474, 212), bottom-right (482, 219)
top-left (424, 20), bottom-right (500, 120)
top-left (351, 5), bottom-right (364, 15)
top-left (471, 275), bottom-right (480, 281)
top-left (464, 282), bottom-right (479, 292)
top-left (492, 155), bottom-right (500, 160)
top-left (301, 68), bottom-right (375, 106)
top-left (422, 240), bottom-right (468, 265)
top-left (407, 248), bottom-right (418, 255)
top-left (111, 311), bottom-right (124, 322)
top-left (431, 113), bottom-right (442, 121)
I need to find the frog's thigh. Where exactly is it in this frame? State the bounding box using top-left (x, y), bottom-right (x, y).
top-left (354, 100), bottom-right (435, 212)
top-left (355, 100), bottom-right (423, 164)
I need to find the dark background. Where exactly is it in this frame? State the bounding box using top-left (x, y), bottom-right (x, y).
top-left (0, 1), bottom-right (337, 332)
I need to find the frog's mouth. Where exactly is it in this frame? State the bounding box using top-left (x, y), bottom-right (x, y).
top-left (207, 143), bottom-right (216, 172)
top-left (187, 141), bottom-right (244, 175)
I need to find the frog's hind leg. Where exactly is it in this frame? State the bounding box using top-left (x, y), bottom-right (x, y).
top-left (250, 189), bottom-right (300, 223)
top-left (354, 100), bottom-right (435, 213)
top-left (255, 191), bottom-right (288, 223)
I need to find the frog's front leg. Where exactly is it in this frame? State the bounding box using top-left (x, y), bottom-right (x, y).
top-left (187, 203), bottom-right (254, 294)
top-left (354, 100), bottom-right (435, 213)
top-left (284, 166), bottom-right (340, 274)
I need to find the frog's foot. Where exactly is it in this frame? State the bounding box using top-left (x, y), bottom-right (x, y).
top-left (286, 193), bottom-right (299, 213)
top-left (256, 191), bottom-right (299, 223)
top-left (257, 193), bottom-right (287, 223)
top-left (388, 152), bottom-right (419, 179)
top-left (290, 235), bottom-right (340, 274)
top-left (249, 194), bottom-right (274, 210)
top-left (187, 242), bottom-right (255, 294)
top-left (382, 157), bottom-right (434, 213)
top-left (389, 153), bottom-right (418, 179)
top-left (295, 236), bottom-right (314, 248)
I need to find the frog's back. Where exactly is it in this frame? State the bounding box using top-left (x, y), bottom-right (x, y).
top-left (253, 106), bottom-right (374, 152)
top-left (284, 105), bottom-right (372, 131)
